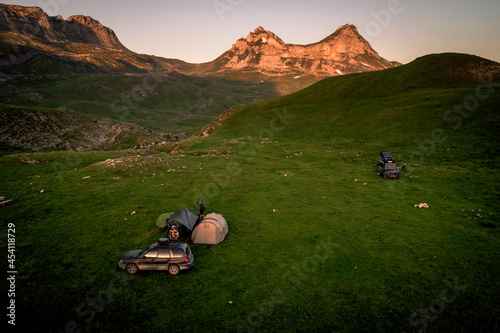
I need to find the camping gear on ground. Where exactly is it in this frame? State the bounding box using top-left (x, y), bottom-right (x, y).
top-left (158, 238), bottom-right (169, 245)
top-left (191, 213), bottom-right (228, 245)
top-left (0, 196), bottom-right (12, 207)
top-left (160, 208), bottom-right (199, 231)
top-left (144, 226), bottom-right (163, 236)
top-left (169, 225), bottom-right (180, 240)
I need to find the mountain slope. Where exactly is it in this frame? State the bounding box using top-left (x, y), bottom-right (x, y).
top-left (0, 4), bottom-right (397, 78)
top-left (0, 71), bottom-right (282, 137)
top-left (0, 4), bottom-right (122, 49)
top-left (0, 4), bottom-right (402, 137)
top-left (183, 53), bottom-right (499, 159)
top-left (0, 4), bottom-right (183, 73)
top-left (0, 104), bottom-right (168, 151)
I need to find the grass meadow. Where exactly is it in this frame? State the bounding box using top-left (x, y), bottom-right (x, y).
top-left (1, 54), bottom-right (499, 332)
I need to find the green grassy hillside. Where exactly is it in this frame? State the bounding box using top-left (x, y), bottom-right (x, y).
top-left (0, 72), bottom-right (284, 136)
top-left (1, 53), bottom-right (499, 332)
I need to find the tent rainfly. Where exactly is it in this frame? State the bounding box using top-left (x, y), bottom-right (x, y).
top-left (192, 213), bottom-right (228, 245)
top-left (159, 208), bottom-right (199, 230)
top-left (156, 212), bottom-right (173, 227)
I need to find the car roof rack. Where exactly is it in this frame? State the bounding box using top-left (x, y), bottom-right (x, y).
top-left (380, 152), bottom-right (395, 163)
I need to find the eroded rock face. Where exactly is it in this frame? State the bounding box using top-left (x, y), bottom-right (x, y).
top-left (0, 108), bottom-right (165, 151)
top-left (0, 4), bottom-right (122, 49)
top-left (218, 25), bottom-right (399, 75)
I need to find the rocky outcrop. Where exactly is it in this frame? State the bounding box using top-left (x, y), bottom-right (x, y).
top-left (215, 25), bottom-right (399, 76)
top-left (0, 107), bottom-right (167, 151)
top-left (0, 4), bottom-right (122, 49)
top-left (0, 4), bottom-right (172, 74)
top-left (193, 106), bottom-right (243, 138)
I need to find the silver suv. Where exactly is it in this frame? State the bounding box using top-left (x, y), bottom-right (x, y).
top-left (119, 239), bottom-right (194, 275)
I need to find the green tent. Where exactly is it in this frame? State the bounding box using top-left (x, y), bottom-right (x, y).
top-left (156, 212), bottom-right (173, 227)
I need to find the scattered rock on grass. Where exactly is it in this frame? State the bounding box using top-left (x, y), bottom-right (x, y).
top-left (414, 203), bottom-right (429, 208)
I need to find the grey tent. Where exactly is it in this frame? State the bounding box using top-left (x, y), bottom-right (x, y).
top-left (161, 208), bottom-right (199, 230)
top-left (192, 213), bottom-right (228, 245)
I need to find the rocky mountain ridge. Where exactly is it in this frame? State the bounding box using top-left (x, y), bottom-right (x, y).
top-left (0, 4), bottom-right (122, 49)
top-left (0, 4), bottom-right (398, 77)
top-left (0, 4), bottom-right (173, 73)
top-left (213, 25), bottom-right (399, 76)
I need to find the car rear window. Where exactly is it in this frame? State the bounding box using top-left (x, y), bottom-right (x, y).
top-left (171, 248), bottom-right (185, 259)
top-left (157, 250), bottom-right (171, 259)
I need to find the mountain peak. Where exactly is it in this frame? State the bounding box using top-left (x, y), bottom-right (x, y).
top-left (0, 4), bottom-right (122, 49)
top-left (219, 24), bottom-right (398, 76)
top-left (335, 24), bottom-right (359, 34)
top-left (67, 15), bottom-right (97, 25)
top-left (253, 26), bottom-right (267, 34)
top-left (0, 4), bottom-right (44, 16)
top-left (243, 26), bottom-right (285, 47)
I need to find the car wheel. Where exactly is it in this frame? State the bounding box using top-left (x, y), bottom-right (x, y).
top-left (126, 263), bottom-right (139, 274)
top-left (383, 173), bottom-right (388, 179)
top-left (377, 170), bottom-right (380, 176)
top-left (168, 264), bottom-right (180, 275)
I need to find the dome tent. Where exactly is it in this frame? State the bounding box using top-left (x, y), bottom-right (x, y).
top-left (192, 213), bottom-right (228, 245)
top-left (157, 208), bottom-right (198, 230)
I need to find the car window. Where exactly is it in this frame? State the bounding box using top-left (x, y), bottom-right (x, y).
top-left (171, 248), bottom-right (185, 258)
top-left (144, 250), bottom-right (158, 258)
top-left (157, 250), bottom-right (171, 259)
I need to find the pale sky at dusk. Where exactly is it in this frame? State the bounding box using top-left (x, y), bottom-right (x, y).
top-left (3, 0), bottom-right (500, 64)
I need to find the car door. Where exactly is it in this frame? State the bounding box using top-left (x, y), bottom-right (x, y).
top-left (155, 249), bottom-right (171, 270)
top-left (139, 250), bottom-right (158, 270)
